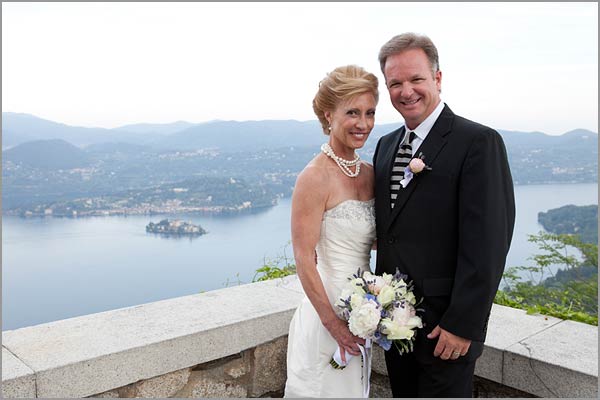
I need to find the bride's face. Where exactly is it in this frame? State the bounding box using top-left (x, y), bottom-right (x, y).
top-left (326, 92), bottom-right (376, 152)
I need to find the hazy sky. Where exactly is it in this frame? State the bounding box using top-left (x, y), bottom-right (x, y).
top-left (2, 2), bottom-right (598, 135)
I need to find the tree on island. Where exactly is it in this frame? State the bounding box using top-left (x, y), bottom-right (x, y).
top-left (146, 219), bottom-right (207, 236)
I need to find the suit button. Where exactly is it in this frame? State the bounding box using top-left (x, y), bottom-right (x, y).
top-left (387, 236), bottom-right (395, 244)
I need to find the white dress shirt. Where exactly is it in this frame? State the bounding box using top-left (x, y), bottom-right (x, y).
top-left (406, 100), bottom-right (445, 156)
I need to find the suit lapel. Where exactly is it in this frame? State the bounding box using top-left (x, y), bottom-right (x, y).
top-left (386, 106), bottom-right (454, 231)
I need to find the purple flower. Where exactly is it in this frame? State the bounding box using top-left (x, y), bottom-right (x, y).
top-left (393, 268), bottom-right (408, 282)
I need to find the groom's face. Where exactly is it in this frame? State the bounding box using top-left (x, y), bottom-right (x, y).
top-left (384, 48), bottom-right (442, 130)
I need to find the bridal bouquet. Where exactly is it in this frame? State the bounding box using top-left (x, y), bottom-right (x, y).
top-left (331, 269), bottom-right (423, 369)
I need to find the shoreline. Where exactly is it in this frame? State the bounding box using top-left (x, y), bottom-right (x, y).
top-left (2, 201), bottom-right (279, 219)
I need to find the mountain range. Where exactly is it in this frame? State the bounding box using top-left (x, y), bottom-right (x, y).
top-left (3, 111), bottom-right (598, 155)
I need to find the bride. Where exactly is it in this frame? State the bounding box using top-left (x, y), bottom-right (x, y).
top-left (284, 65), bottom-right (379, 398)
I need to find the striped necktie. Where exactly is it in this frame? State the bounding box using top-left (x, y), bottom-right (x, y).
top-left (390, 130), bottom-right (416, 208)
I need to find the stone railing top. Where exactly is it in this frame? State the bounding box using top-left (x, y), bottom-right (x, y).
top-left (2, 347), bottom-right (36, 398)
top-left (2, 275), bottom-right (598, 398)
top-left (475, 303), bottom-right (598, 398)
top-left (2, 276), bottom-right (304, 398)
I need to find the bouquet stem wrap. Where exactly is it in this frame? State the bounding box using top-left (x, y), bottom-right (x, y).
top-left (331, 339), bottom-right (372, 398)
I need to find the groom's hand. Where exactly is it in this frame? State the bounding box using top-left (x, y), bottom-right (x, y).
top-left (427, 325), bottom-right (471, 360)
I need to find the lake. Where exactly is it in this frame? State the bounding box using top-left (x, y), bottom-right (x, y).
top-left (2, 182), bottom-right (597, 330)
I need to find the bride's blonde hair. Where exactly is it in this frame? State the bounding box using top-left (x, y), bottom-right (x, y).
top-left (313, 65), bottom-right (379, 135)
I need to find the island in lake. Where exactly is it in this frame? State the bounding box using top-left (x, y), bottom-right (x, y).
top-left (146, 219), bottom-right (207, 236)
top-left (538, 204), bottom-right (598, 244)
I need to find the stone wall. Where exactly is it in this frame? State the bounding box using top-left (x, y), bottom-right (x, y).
top-left (91, 336), bottom-right (288, 398)
top-left (2, 275), bottom-right (598, 398)
top-left (84, 339), bottom-right (535, 399)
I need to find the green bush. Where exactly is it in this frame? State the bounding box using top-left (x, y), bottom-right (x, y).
top-left (495, 232), bottom-right (598, 325)
top-left (252, 242), bottom-right (297, 282)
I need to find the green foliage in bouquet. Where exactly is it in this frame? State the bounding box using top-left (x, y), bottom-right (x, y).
top-left (394, 336), bottom-right (415, 355)
top-left (252, 242), bottom-right (297, 282)
top-left (494, 232), bottom-right (598, 326)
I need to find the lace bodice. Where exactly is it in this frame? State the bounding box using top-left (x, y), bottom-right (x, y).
top-left (323, 199), bottom-right (376, 224)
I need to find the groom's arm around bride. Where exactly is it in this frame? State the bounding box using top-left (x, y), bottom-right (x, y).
top-left (373, 32), bottom-right (516, 398)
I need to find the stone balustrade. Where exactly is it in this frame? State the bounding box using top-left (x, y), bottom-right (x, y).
top-left (2, 275), bottom-right (598, 398)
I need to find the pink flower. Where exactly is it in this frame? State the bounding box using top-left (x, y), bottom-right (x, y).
top-left (409, 158), bottom-right (426, 174)
top-left (401, 154), bottom-right (431, 188)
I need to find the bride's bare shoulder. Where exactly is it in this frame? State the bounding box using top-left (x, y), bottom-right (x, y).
top-left (297, 155), bottom-right (330, 184)
top-left (294, 155), bottom-right (331, 199)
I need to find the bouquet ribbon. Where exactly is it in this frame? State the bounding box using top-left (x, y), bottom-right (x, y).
top-left (331, 339), bottom-right (372, 398)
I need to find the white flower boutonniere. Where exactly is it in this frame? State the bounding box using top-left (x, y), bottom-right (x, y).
top-left (400, 152), bottom-right (432, 188)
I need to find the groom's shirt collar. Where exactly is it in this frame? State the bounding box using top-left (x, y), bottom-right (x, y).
top-left (405, 100), bottom-right (445, 155)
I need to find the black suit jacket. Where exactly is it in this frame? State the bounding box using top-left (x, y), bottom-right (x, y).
top-left (373, 104), bottom-right (515, 363)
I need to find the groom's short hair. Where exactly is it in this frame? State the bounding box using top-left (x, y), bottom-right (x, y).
top-left (379, 33), bottom-right (440, 76)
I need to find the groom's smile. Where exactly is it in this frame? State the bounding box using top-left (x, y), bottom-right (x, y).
top-left (401, 98), bottom-right (420, 106)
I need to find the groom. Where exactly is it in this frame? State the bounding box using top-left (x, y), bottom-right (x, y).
top-left (373, 33), bottom-right (515, 397)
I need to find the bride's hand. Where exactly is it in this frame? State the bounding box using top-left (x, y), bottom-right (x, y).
top-left (324, 317), bottom-right (365, 360)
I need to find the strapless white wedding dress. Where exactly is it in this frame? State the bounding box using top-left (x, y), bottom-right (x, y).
top-left (284, 199), bottom-right (376, 398)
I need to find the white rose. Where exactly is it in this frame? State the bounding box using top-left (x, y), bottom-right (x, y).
top-left (390, 303), bottom-right (421, 328)
top-left (406, 315), bottom-right (423, 330)
top-left (396, 285), bottom-right (407, 296)
top-left (363, 271), bottom-right (375, 281)
top-left (380, 318), bottom-right (415, 340)
top-left (393, 278), bottom-right (407, 290)
top-left (338, 287), bottom-right (354, 301)
top-left (377, 285), bottom-right (396, 307)
top-left (382, 273), bottom-right (393, 286)
top-left (391, 304), bottom-right (422, 329)
top-left (391, 303), bottom-right (412, 324)
top-left (350, 278), bottom-right (366, 295)
top-left (404, 291), bottom-right (416, 305)
top-left (349, 293), bottom-right (365, 310)
top-left (348, 300), bottom-right (381, 338)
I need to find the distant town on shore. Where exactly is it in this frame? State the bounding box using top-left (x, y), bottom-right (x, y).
top-left (2, 113), bottom-right (597, 218)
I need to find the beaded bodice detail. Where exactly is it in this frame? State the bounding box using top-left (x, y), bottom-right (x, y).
top-left (323, 199), bottom-right (376, 224)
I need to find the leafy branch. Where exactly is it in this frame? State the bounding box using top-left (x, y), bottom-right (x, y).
top-left (252, 242), bottom-right (297, 282)
top-left (495, 232), bottom-right (598, 325)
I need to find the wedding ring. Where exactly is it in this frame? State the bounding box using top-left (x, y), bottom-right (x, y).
top-left (452, 351), bottom-right (461, 356)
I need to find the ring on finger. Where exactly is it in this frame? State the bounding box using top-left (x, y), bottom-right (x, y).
top-left (452, 351), bottom-right (461, 357)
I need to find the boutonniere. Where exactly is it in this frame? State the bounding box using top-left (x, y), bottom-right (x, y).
top-left (400, 152), bottom-right (432, 188)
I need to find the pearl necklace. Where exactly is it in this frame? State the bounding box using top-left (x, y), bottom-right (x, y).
top-left (321, 143), bottom-right (361, 178)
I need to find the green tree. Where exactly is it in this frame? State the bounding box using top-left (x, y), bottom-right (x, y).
top-left (495, 232), bottom-right (598, 325)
